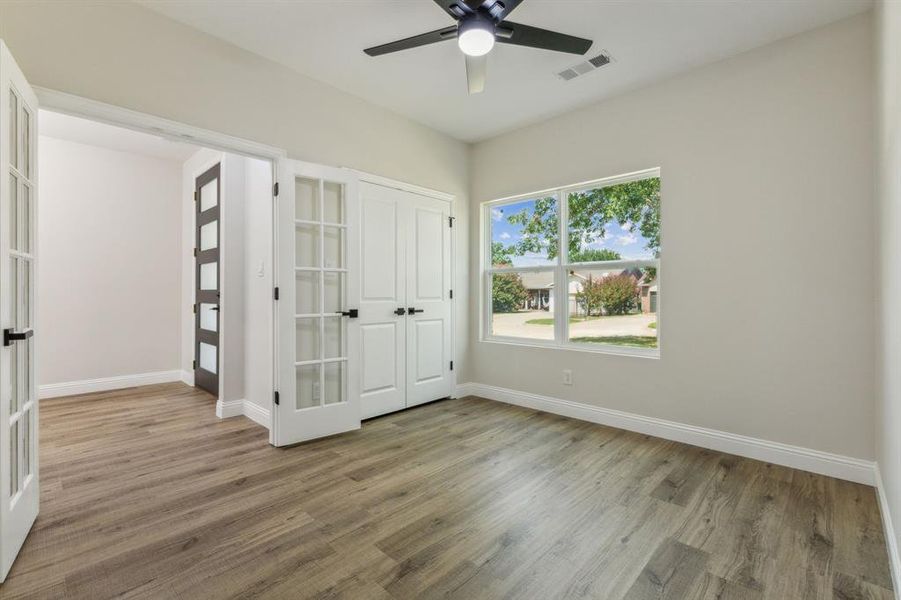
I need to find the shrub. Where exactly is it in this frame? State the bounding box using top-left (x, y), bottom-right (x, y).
top-left (492, 273), bottom-right (528, 313)
top-left (598, 273), bottom-right (639, 315)
top-left (575, 275), bottom-right (605, 317)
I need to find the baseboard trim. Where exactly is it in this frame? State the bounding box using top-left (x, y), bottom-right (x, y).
top-left (243, 401), bottom-right (271, 428)
top-left (215, 398), bottom-right (270, 429)
top-left (180, 370), bottom-right (194, 386)
top-left (456, 382), bottom-right (875, 486)
top-left (39, 370), bottom-right (183, 399)
top-left (215, 398), bottom-right (244, 419)
top-left (875, 465), bottom-right (901, 597)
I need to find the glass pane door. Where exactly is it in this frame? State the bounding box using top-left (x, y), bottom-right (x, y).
top-left (6, 91), bottom-right (34, 501)
top-left (294, 177), bottom-right (348, 410)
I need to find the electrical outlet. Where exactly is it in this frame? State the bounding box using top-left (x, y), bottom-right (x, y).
top-left (562, 369), bottom-right (572, 386)
top-left (257, 261), bottom-right (265, 277)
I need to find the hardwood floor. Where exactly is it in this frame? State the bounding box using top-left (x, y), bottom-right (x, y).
top-left (0, 382), bottom-right (893, 599)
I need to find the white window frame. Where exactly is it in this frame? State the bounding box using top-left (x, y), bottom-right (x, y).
top-left (481, 168), bottom-right (661, 359)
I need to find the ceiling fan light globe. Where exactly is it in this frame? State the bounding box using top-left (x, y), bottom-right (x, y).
top-left (458, 27), bottom-right (495, 57)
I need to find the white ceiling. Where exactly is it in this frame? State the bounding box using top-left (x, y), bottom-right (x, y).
top-left (139, 0), bottom-right (871, 142)
top-left (40, 110), bottom-right (201, 162)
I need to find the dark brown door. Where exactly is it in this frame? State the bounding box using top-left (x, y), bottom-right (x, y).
top-left (194, 164), bottom-right (220, 396)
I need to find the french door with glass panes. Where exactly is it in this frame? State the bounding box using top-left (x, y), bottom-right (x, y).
top-left (274, 160), bottom-right (360, 446)
top-left (0, 40), bottom-right (38, 583)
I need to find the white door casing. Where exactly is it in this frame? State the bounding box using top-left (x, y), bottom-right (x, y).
top-left (404, 192), bottom-right (454, 407)
top-left (0, 40), bottom-right (38, 583)
top-left (358, 182), bottom-right (406, 419)
top-left (273, 160), bottom-right (361, 446)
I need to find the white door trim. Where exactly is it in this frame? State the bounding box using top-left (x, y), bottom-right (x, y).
top-left (353, 171), bottom-right (455, 203)
top-left (34, 87), bottom-right (286, 161)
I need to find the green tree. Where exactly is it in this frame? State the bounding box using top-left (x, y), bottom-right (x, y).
top-left (575, 275), bottom-right (605, 317)
top-left (491, 241), bottom-right (513, 267)
top-left (569, 248), bottom-right (621, 263)
top-left (597, 273), bottom-right (639, 315)
top-left (505, 178), bottom-right (661, 261)
top-left (492, 273), bottom-right (528, 313)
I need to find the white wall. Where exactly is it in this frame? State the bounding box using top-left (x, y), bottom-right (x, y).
top-left (38, 136), bottom-right (181, 385)
top-left (875, 0), bottom-right (901, 576)
top-left (469, 14), bottom-right (875, 460)
top-left (0, 0), bottom-right (470, 381)
top-left (243, 158), bottom-right (274, 412)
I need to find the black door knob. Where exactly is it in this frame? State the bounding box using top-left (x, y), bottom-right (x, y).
top-left (407, 308), bottom-right (424, 314)
top-left (341, 309), bottom-right (359, 319)
top-left (394, 308), bottom-right (406, 316)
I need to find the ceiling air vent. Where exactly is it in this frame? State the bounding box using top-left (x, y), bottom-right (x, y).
top-left (557, 52), bottom-right (612, 81)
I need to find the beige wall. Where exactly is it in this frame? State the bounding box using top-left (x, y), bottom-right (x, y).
top-left (0, 0), bottom-right (471, 380)
top-left (38, 136), bottom-right (181, 384)
top-left (469, 14), bottom-right (875, 460)
top-left (876, 0), bottom-right (901, 568)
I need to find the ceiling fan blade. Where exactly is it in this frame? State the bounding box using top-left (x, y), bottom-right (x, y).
top-left (432, 0), bottom-right (475, 20)
top-left (496, 21), bottom-right (592, 55)
top-left (364, 26), bottom-right (457, 57)
top-left (465, 54), bottom-right (487, 94)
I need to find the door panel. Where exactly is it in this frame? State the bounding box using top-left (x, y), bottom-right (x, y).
top-left (358, 183), bottom-right (406, 418)
top-left (193, 164), bottom-right (220, 396)
top-left (274, 162), bottom-right (360, 446)
top-left (361, 195), bottom-right (398, 300)
top-left (0, 39), bottom-right (38, 583)
top-left (405, 194), bottom-right (453, 407)
top-left (413, 320), bottom-right (444, 381)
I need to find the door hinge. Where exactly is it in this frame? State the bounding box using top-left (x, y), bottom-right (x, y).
top-left (192, 359), bottom-right (197, 370)
top-left (273, 182), bottom-right (279, 197)
top-left (448, 216), bottom-right (455, 228)
top-left (450, 361), bottom-right (454, 371)
top-left (194, 191), bottom-right (198, 203)
top-left (274, 391), bottom-right (280, 406)
top-left (193, 248), bottom-right (198, 257)
top-left (449, 289), bottom-right (453, 299)
top-left (274, 286), bottom-right (280, 301)
top-left (193, 303), bottom-right (197, 314)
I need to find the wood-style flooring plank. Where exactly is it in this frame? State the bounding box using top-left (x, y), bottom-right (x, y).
top-left (0, 383), bottom-right (892, 600)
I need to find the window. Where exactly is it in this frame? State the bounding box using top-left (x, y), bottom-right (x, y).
top-left (484, 169), bottom-right (660, 356)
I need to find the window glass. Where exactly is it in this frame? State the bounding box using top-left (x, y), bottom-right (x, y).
top-left (567, 177), bottom-right (660, 263)
top-left (490, 270), bottom-right (554, 340)
top-left (490, 196), bottom-right (558, 267)
top-left (566, 267), bottom-right (658, 349)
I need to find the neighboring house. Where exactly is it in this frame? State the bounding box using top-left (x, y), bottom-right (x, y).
top-left (519, 271), bottom-right (552, 311)
top-left (520, 268), bottom-right (657, 315)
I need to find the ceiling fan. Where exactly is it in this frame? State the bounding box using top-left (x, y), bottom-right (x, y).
top-left (363, 0), bottom-right (593, 94)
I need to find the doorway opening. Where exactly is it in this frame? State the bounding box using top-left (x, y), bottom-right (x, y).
top-left (37, 109), bottom-right (275, 423)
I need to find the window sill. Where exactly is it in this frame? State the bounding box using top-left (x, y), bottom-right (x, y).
top-left (480, 336), bottom-right (660, 360)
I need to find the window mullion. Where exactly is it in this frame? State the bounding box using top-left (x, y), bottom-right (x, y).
top-left (555, 190), bottom-right (568, 346)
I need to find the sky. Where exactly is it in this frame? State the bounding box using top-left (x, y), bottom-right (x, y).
top-left (490, 197), bottom-right (656, 267)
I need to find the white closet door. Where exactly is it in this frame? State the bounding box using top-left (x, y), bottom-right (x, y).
top-left (404, 192), bottom-right (453, 407)
top-left (358, 183), bottom-right (406, 419)
top-left (273, 160), bottom-right (361, 446)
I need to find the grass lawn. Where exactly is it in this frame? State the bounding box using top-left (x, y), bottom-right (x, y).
top-left (570, 335), bottom-right (658, 349)
top-left (525, 316), bottom-right (604, 325)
